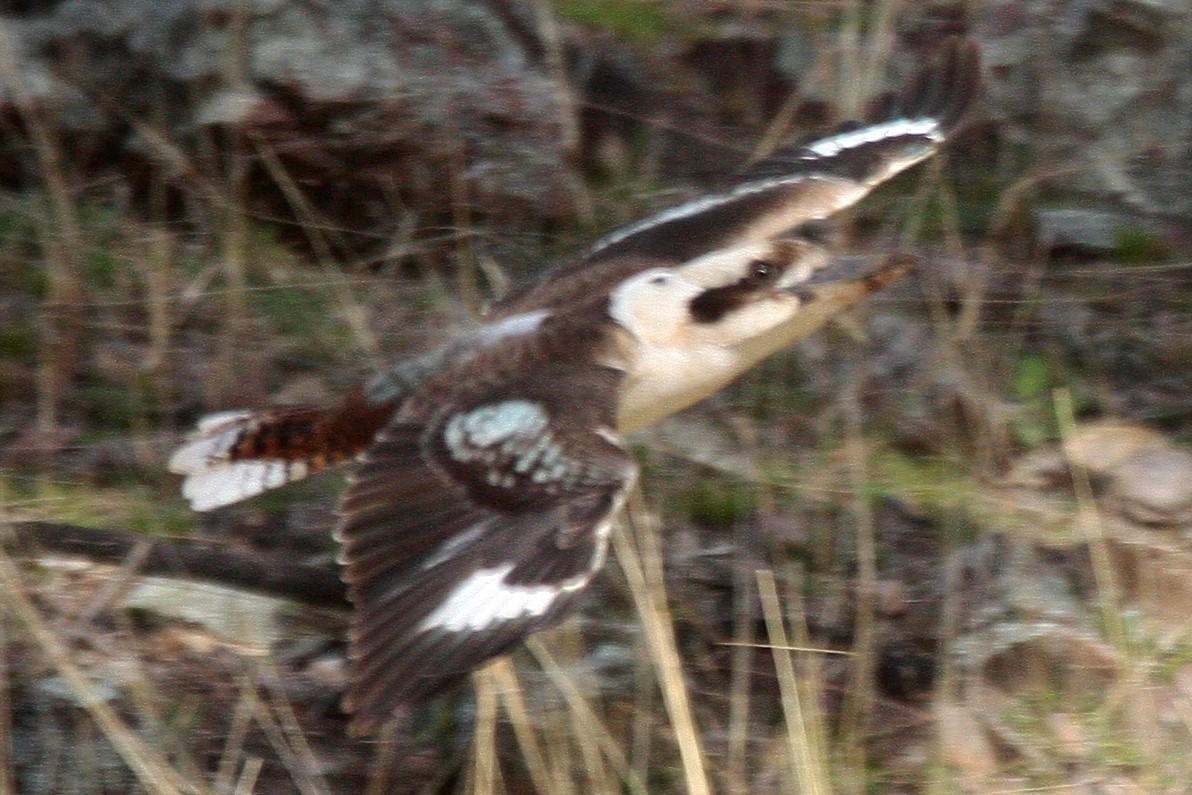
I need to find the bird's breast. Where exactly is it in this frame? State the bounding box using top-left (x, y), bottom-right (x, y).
top-left (613, 338), bottom-right (748, 433)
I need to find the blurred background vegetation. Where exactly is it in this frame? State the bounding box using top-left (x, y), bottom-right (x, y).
top-left (0, 0), bottom-right (1190, 793)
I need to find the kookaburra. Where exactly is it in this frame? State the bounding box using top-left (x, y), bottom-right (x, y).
top-left (171, 39), bottom-right (979, 735)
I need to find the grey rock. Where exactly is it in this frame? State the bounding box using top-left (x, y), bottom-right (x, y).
top-left (124, 577), bottom-right (284, 651)
top-left (34, 674), bottom-right (122, 706)
top-left (975, 0), bottom-right (1192, 222)
top-left (1108, 446), bottom-right (1192, 526)
top-left (1035, 208), bottom-right (1125, 253)
top-left (0, 0), bottom-right (576, 248)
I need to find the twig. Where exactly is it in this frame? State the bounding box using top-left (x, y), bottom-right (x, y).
top-left (4, 521), bottom-right (347, 609)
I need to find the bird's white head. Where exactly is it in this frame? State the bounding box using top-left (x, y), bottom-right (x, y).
top-left (606, 235), bottom-right (910, 431)
top-left (607, 236), bottom-right (832, 352)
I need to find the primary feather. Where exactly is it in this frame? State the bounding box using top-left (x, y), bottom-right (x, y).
top-left (170, 39), bottom-right (981, 735)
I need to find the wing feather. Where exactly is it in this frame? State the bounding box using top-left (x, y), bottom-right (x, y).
top-left (338, 403), bottom-right (635, 735)
top-left (497, 38), bottom-right (979, 315)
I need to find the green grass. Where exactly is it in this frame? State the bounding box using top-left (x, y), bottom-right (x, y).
top-left (1, 473), bottom-right (195, 538)
top-left (1111, 227), bottom-right (1173, 264)
top-left (551, 0), bottom-right (688, 43)
top-left (681, 478), bottom-right (760, 530)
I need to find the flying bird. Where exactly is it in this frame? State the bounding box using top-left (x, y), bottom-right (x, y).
top-left (170, 39), bottom-right (980, 735)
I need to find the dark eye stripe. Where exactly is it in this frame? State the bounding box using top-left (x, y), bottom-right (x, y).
top-left (689, 284), bottom-right (751, 324)
top-left (689, 271), bottom-right (769, 323)
top-left (689, 253), bottom-right (790, 324)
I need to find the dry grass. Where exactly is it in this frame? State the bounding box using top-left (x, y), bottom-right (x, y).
top-left (0, 543), bottom-right (195, 794)
top-left (0, 1), bottom-right (1190, 793)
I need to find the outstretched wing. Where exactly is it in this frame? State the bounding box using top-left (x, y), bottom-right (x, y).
top-left (338, 393), bottom-right (635, 735)
top-left (498, 37), bottom-right (979, 314)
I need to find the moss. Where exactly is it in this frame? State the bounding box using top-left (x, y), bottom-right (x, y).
top-left (729, 354), bottom-right (817, 424)
top-left (682, 478), bottom-right (759, 530)
top-left (252, 286), bottom-right (328, 336)
top-left (246, 476), bottom-right (343, 514)
top-left (0, 324), bottom-right (37, 360)
top-left (0, 474), bottom-right (195, 538)
top-left (1006, 354), bottom-right (1097, 448)
top-left (866, 448), bottom-right (980, 521)
top-left (248, 282), bottom-right (356, 364)
top-left (124, 492), bottom-right (197, 538)
top-left (84, 245), bottom-right (122, 289)
top-left (853, 151), bottom-right (1008, 241)
top-left (77, 384), bottom-right (150, 431)
top-left (1111, 227), bottom-right (1172, 263)
top-left (1012, 354), bottom-right (1050, 401)
top-left (953, 174), bottom-right (1011, 237)
top-left (0, 212), bottom-right (49, 296)
top-left (552, 0), bottom-right (686, 43)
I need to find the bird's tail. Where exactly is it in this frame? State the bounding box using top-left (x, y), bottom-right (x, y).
top-left (168, 390), bottom-right (395, 511)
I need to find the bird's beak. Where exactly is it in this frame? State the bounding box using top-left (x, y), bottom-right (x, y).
top-left (785, 252), bottom-right (916, 306)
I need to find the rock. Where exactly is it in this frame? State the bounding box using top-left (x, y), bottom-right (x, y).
top-left (1002, 419), bottom-right (1192, 528)
top-left (0, 0), bottom-right (577, 255)
top-left (1107, 446), bottom-right (1192, 525)
top-left (870, 579), bottom-right (911, 618)
top-left (1004, 419), bottom-right (1166, 487)
top-left (1059, 419), bottom-right (1168, 475)
top-left (1035, 208), bottom-right (1126, 254)
top-left (33, 674), bottom-right (122, 706)
top-left (124, 577), bottom-right (284, 652)
top-left (936, 698), bottom-right (998, 787)
top-left (975, 0), bottom-right (1192, 224)
top-left (1047, 711), bottom-right (1092, 760)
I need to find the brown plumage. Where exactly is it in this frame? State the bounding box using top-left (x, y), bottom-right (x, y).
top-left (170, 38), bottom-right (981, 735)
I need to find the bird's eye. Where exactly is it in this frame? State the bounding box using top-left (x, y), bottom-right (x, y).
top-left (650, 274), bottom-right (669, 286)
top-left (747, 259), bottom-right (773, 283)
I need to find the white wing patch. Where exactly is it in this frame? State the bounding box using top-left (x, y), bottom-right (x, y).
top-left (805, 117), bottom-right (942, 157)
top-left (443, 400), bottom-right (548, 449)
top-left (590, 175), bottom-right (850, 254)
top-left (417, 562), bottom-right (590, 634)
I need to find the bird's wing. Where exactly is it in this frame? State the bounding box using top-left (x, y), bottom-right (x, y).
top-left (585, 37), bottom-right (980, 261)
top-left (497, 38), bottom-right (979, 314)
top-left (337, 390), bottom-right (635, 735)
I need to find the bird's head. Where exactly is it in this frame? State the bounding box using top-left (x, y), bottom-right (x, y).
top-left (608, 234), bottom-right (909, 359)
